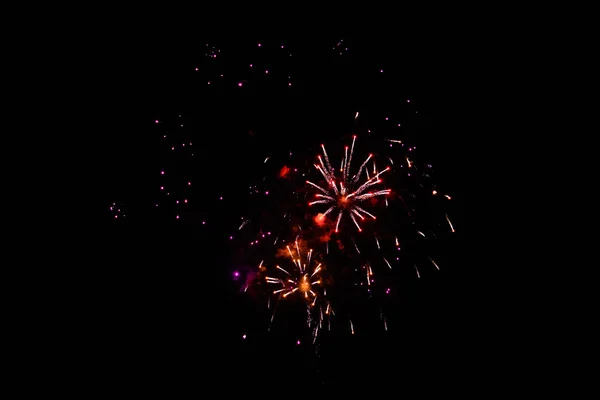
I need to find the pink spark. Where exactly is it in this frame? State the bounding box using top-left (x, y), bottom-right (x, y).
top-left (238, 82), bottom-right (242, 87)
top-left (258, 43), bottom-right (261, 47)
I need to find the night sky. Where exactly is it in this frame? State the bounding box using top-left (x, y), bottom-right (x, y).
top-left (91, 35), bottom-right (464, 391)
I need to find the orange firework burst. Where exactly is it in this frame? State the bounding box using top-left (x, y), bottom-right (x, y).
top-left (265, 238), bottom-right (323, 304)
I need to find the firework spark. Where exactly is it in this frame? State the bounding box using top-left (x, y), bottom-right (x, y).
top-left (307, 136), bottom-right (391, 232)
top-left (265, 239), bottom-right (323, 303)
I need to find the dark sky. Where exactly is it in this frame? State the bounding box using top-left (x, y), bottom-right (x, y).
top-left (89, 34), bottom-right (465, 390)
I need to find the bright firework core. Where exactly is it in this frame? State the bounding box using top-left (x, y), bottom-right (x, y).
top-left (307, 136), bottom-right (391, 232)
top-left (299, 276), bottom-right (311, 292)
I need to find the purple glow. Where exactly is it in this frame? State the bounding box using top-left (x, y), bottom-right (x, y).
top-left (296, 340), bottom-right (301, 345)
top-left (242, 334), bottom-right (246, 339)
top-left (234, 271), bottom-right (239, 277)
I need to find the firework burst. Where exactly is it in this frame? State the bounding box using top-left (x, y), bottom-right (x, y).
top-left (264, 237), bottom-right (333, 341)
top-left (307, 135), bottom-right (391, 233)
top-left (266, 239), bottom-right (323, 303)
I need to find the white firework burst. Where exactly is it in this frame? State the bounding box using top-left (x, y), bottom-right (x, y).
top-left (306, 135), bottom-right (391, 232)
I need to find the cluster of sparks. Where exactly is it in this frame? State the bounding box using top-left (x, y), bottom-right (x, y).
top-left (264, 238), bottom-right (333, 342)
top-left (199, 41), bottom-right (294, 88)
top-left (266, 241), bottom-right (322, 301)
top-left (109, 202), bottom-right (126, 219)
top-left (307, 135), bottom-right (391, 232)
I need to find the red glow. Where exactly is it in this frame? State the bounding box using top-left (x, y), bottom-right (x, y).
top-left (314, 213), bottom-right (326, 227)
top-left (279, 165), bottom-right (290, 178)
